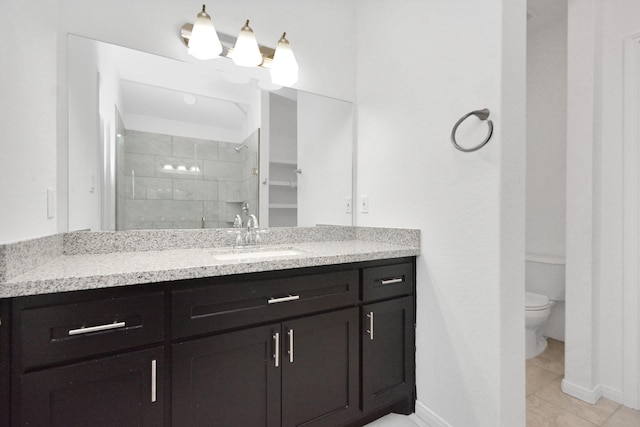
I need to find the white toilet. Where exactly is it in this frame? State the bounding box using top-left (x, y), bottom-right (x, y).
top-left (525, 255), bottom-right (565, 359)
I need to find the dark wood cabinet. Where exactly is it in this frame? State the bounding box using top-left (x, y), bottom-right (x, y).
top-left (173, 309), bottom-right (359, 427)
top-left (281, 308), bottom-right (359, 427)
top-left (362, 296), bottom-right (415, 412)
top-left (4, 258), bottom-right (416, 427)
top-left (19, 347), bottom-right (164, 427)
top-left (172, 324), bottom-right (281, 427)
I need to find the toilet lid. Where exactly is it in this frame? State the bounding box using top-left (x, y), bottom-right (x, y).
top-left (526, 292), bottom-right (550, 310)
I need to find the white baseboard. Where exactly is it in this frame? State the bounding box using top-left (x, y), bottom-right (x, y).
top-left (601, 385), bottom-right (624, 404)
top-left (561, 379), bottom-right (602, 404)
top-left (414, 400), bottom-right (452, 427)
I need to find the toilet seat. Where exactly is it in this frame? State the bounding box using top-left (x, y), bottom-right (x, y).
top-left (525, 292), bottom-right (550, 311)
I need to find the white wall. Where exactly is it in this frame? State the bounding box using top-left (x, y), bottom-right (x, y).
top-left (526, 15), bottom-right (567, 259)
top-left (0, 0), bottom-right (59, 243)
top-left (564, 0), bottom-right (640, 408)
top-left (356, 1), bottom-right (526, 426)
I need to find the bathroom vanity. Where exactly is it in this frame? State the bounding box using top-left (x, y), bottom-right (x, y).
top-left (0, 227), bottom-right (419, 426)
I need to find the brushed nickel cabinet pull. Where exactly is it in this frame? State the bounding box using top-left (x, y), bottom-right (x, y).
top-left (366, 312), bottom-right (374, 340)
top-left (273, 332), bottom-right (280, 368)
top-left (268, 295), bottom-right (300, 304)
top-left (151, 359), bottom-right (157, 403)
top-left (288, 329), bottom-right (294, 363)
top-left (380, 277), bottom-right (403, 285)
top-left (68, 321), bottom-right (126, 336)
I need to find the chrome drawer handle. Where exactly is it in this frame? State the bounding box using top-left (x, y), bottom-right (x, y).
top-left (68, 321), bottom-right (126, 336)
top-left (288, 329), bottom-right (294, 363)
top-left (366, 312), bottom-right (374, 340)
top-left (268, 295), bottom-right (300, 304)
top-left (380, 277), bottom-right (403, 285)
top-left (151, 359), bottom-right (157, 403)
top-left (273, 332), bottom-right (280, 368)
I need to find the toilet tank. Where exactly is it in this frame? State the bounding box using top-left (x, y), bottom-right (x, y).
top-left (525, 254), bottom-right (565, 301)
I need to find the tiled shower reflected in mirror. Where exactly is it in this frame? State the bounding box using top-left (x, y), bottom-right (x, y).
top-left (115, 124), bottom-right (258, 230)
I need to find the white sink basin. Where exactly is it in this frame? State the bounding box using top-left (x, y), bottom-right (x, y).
top-left (212, 248), bottom-right (303, 261)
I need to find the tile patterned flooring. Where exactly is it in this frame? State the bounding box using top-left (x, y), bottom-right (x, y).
top-left (368, 338), bottom-right (640, 426)
top-left (527, 339), bottom-right (640, 426)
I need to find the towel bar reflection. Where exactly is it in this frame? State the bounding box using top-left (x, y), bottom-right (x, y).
top-left (451, 108), bottom-right (493, 152)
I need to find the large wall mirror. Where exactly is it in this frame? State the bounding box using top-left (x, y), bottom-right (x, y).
top-left (67, 35), bottom-right (354, 231)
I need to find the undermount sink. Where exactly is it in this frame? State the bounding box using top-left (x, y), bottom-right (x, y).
top-left (212, 248), bottom-right (304, 261)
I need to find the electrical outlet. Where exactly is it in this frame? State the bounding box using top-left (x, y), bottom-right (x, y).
top-left (360, 195), bottom-right (369, 213)
top-left (345, 197), bottom-right (352, 214)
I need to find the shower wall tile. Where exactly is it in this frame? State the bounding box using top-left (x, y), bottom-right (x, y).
top-left (173, 179), bottom-right (218, 201)
top-left (242, 178), bottom-right (258, 200)
top-left (125, 199), bottom-right (204, 223)
top-left (126, 221), bottom-right (154, 230)
top-left (203, 160), bottom-right (242, 181)
top-left (124, 153), bottom-right (156, 177)
top-left (171, 221), bottom-right (203, 229)
top-left (219, 182), bottom-right (243, 202)
top-left (218, 141), bottom-right (241, 162)
top-left (203, 201), bottom-right (224, 222)
top-left (172, 136), bottom-right (218, 160)
top-left (117, 129), bottom-right (255, 231)
top-left (125, 177), bottom-right (173, 200)
top-left (124, 130), bottom-right (172, 155)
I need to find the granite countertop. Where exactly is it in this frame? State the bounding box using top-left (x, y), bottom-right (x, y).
top-left (0, 227), bottom-right (420, 298)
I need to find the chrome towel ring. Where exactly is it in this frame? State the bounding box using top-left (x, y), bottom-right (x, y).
top-left (450, 108), bottom-right (493, 152)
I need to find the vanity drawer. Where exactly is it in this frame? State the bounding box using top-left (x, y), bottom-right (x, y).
top-left (18, 293), bottom-right (164, 370)
top-left (172, 269), bottom-right (359, 338)
top-left (362, 262), bottom-right (414, 302)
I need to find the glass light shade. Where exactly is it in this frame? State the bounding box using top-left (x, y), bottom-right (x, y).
top-left (270, 33), bottom-right (299, 86)
top-left (232, 20), bottom-right (263, 67)
top-left (188, 6), bottom-right (222, 60)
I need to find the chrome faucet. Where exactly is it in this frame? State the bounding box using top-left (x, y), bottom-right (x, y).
top-left (245, 214), bottom-right (260, 245)
top-left (232, 205), bottom-right (262, 247)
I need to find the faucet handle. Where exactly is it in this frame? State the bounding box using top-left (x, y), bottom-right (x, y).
top-left (233, 214), bottom-right (242, 228)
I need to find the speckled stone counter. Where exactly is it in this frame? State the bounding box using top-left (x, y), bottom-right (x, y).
top-left (0, 226), bottom-right (420, 298)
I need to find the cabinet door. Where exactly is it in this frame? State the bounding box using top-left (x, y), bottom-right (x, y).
top-left (362, 296), bottom-right (415, 412)
top-left (281, 308), bottom-right (360, 427)
top-left (172, 324), bottom-right (281, 427)
top-left (18, 347), bottom-right (164, 427)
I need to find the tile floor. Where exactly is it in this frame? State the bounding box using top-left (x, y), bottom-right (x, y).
top-left (367, 338), bottom-right (640, 426)
top-left (527, 339), bottom-right (640, 426)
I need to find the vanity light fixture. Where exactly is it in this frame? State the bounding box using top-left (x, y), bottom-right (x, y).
top-left (181, 5), bottom-right (299, 86)
top-left (270, 33), bottom-right (299, 86)
top-left (231, 20), bottom-right (263, 67)
top-left (187, 5), bottom-right (223, 60)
